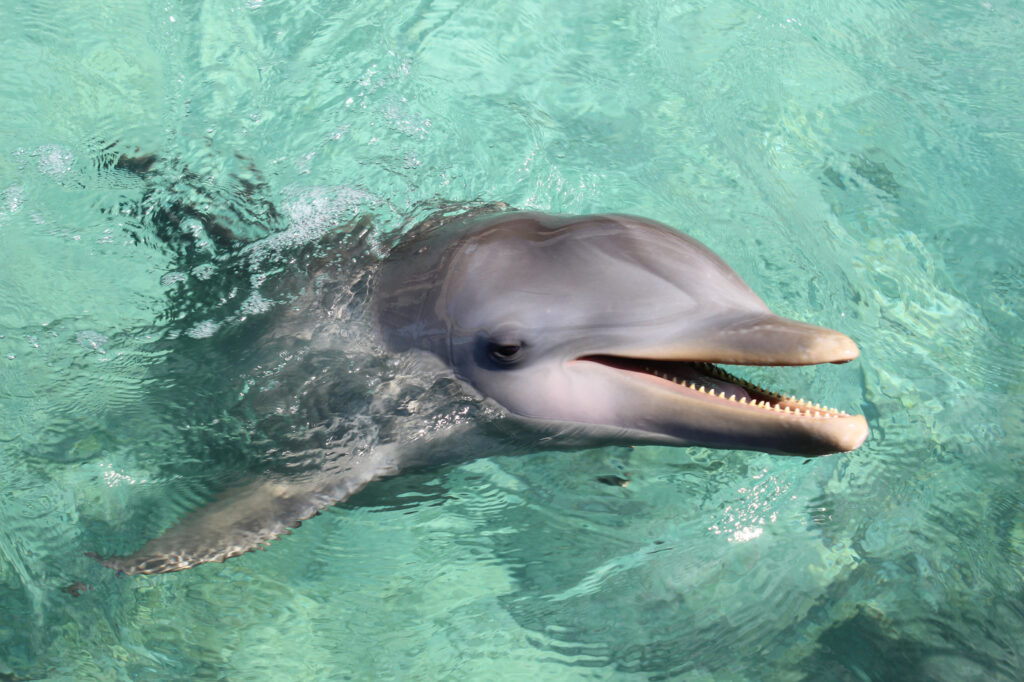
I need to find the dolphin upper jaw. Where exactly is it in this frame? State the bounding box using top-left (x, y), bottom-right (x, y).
top-left (585, 312), bottom-right (860, 367)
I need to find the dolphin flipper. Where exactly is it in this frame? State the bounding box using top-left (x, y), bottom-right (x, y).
top-left (94, 473), bottom-right (372, 575)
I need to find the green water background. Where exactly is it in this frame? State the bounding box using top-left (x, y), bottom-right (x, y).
top-left (1, 0), bottom-right (1022, 679)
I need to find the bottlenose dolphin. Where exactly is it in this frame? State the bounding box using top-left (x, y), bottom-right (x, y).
top-left (96, 205), bottom-right (867, 575)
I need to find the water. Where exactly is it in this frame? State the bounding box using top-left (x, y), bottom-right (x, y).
top-left (1, 0), bottom-right (1022, 678)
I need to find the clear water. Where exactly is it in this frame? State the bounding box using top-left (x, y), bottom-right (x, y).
top-left (1, 0), bottom-right (1022, 679)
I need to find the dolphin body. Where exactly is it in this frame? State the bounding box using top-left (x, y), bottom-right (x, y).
top-left (97, 207), bottom-right (868, 575)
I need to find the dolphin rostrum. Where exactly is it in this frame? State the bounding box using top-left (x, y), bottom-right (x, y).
top-left (95, 209), bottom-right (868, 575)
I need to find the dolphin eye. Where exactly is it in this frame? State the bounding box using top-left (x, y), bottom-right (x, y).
top-left (487, 341), bottom-right (524, 365)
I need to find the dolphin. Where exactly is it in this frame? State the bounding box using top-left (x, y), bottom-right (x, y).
top-left (95, 208), bottom-right (868, 575)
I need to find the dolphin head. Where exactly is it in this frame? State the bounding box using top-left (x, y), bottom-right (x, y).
top-left (376, 212), bottom-right (868, 456)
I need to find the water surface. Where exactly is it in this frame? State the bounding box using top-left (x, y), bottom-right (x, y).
top-left (1, 0), bottom-right (1022, 679)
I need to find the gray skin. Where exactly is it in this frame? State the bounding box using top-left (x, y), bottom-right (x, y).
top-left (97, 210), bottom-right (868, 575)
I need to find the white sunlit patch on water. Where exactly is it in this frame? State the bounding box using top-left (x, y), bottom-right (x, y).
top-left (75, 330), bottom-right (109, 355)
top-left (240, 290), bottom-right (271, 315)
top-left (2, 185), bottom-right (24, 214)
top-left (382, 98), bottom-right (432, 140)
top-left (33, 145), bottom-right (74, 177)
top-left (186, 320), bottom-right (221, 339)
top-left (708, 468), bottom-right (789, 543)
top-left (238, 272), bottom-right (272, 315)
top-left (161, 271), bottom-right (187, 287)
top-left (241, 185), bottom-right (381, 265)
top-left (282, 187), bottom-right (376, 231)
top-left (101, 462), bottom-right (144, 488)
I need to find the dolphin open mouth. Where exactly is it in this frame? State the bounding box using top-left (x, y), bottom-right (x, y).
top-left (557, 310), bottom-right (869, 455)
top-left (578, 355), bottom-right (849, 419)
top-left (572, 348), bottom-right (868, 455)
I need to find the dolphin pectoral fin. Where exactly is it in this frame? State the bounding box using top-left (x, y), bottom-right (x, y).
top-left (92, 474), bottom-right (369, 575)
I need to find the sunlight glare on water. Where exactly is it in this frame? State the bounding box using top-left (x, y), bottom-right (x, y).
top-left (1, 0), bottom-right (1023, 679)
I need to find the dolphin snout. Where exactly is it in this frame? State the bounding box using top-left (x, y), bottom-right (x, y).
top-left (700, 314), bottom-right (860, 367)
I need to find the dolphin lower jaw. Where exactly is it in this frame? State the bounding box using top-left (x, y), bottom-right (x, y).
top-left (571, 356), bottom-right (869, 455)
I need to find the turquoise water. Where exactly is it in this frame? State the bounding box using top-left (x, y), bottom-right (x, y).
top-left (2, 0), bottom-right (1022, 678)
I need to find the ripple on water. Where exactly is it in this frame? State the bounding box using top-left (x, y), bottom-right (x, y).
top-left (2, 0), bottom-right (1024, 678)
